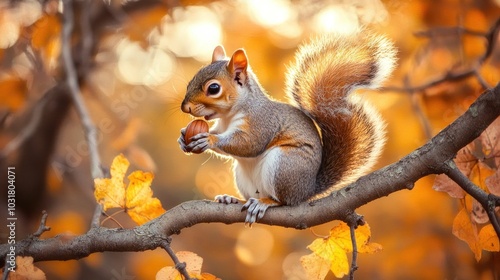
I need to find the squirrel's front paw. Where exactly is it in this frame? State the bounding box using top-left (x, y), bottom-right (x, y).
top-left (177, 127), bottom-right (190, 153)
top-left (186, 132), bottom-right (213, 153)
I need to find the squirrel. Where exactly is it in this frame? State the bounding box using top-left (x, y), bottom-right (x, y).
top-left (178, 29), bottom-right (396, 225)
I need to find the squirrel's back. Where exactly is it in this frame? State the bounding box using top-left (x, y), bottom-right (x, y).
top-left (285, 30), bottom-right (397, 194)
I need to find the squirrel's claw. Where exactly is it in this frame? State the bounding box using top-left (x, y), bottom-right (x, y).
top-left (186, 132), bottom-right (211, 153)
top-left (241, 198), bottom-right (280, 226)
top-left (215, 194), bottom-right (241, 204)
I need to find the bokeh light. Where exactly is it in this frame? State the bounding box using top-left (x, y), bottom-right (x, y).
top-left (157, 6), bottom-right (222, 61)
top-left (116, 39), bottom-right (175, 86)
top-left (235, 227), bottom-right (275, 266)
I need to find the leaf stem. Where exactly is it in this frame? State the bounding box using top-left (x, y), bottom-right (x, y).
top-left (160, 239), bottom-right (195, 280)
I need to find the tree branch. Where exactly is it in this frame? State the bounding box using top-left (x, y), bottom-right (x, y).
top-left (384, 18), bottom-right (500, 94)
top-left (61, 0), bottom-right (103, 180)
top-left (0, 83), bottom-right (498, 264)
top-left (31, 211), bottom-right (51, 238)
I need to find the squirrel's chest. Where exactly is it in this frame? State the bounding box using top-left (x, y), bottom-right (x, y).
top-left (232, 148), bottom-right (282, 200)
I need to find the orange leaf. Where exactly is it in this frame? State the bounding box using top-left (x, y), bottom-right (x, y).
top-left (478, 224), bottom-right (500, 252)
top-left (486, 168), bottom-right (500, 196)
top-left (470, 199), bottom-right (489, 224)
top-left (2, 256), bottom-right (46, 280)
top-left (452, 208), bottom-right (481, 260)
top-left (199, 272), bottom-right (222, 280)
top-left (433, 174), bottom-right (465, 198)
top-left (125, 6), bottom-right (168, 47)
top-left (0, 78), bottom-right (27, 112)
top-left (31, 15), bottom-right (60, 49)
top-left (479, 116), bottom-right (500, 168)
top-left (94, 154), bottom-right (165, 225)
top-left (469, 162), bottom-right (495, 192)
top-left (31, 14), bottom-right (61, 69)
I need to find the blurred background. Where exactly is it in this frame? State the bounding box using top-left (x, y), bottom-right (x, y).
top-left (0, 0), bottom-right (499, 279)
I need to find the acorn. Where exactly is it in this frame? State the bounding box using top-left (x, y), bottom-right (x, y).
top-left (184, 119), bottom-right (210, 151)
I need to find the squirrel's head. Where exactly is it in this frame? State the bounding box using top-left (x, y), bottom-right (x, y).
top-left (181, 46), bottom-right (249, 120)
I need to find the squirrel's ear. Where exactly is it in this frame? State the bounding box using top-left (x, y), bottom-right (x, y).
top-left (228, 49), bottom-right (248, 86)
top-left (212, 45), bottom-right (226, 62)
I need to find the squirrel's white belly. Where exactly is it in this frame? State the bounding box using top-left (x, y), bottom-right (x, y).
top-left (233, 147), bottom-right (282, 201)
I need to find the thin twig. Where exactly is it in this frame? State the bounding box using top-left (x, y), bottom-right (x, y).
top-left (79, 0), bottom-right (93, 75)
top-left (479, 18), bottom-right (500, 65)
top-left (414, 26), bottom-right (486, 38)
top-left (346, 213), bottom-right (363, 280)
top-left (473, 68), bottom-right (491, 89)
top-left (383, 68), bottom-right (477, 93)
top-left (348, 224), bottom-right (358, 280)
top-left (160, 239), bottom-right (195, 280)
top-left (100, 210), bottom-right (125, 228)
top-left (91, 204), bottom-right (103, 228)
top-left (384, 18), bottom-right (500, 94)
top-left (0, 95), bottom-right (49, 160)
top-left (2, 257), bottom-right (10, 280)
top-left (443, 160), bottom-right (500, 239)
top-left (31, 211), bottom-right (51, 238)
top-left (403, 75), bottom-right (433, 140)
top-left (61, 0), bottom-right (103, 179)
top-left (487, 194), bottom-right (500, 237)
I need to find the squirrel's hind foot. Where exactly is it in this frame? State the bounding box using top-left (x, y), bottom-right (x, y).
top-left (241, 197), bottom-right (280, 226)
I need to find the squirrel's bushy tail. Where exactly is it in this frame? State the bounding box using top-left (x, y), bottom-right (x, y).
top-left (285, 30), bottom-right (396, 195)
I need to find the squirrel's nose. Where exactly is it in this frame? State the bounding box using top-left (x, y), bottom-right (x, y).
top-left (181, 100), bottom-right (192, 114)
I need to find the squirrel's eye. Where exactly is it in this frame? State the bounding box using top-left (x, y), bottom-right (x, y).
top-left (207, 83), bottom-right (221, 95)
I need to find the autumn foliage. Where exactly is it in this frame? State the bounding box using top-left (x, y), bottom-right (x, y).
top-left (94, 154), bottom-right (165, 225)
top-left (434, 117), bottom-right (500, 261)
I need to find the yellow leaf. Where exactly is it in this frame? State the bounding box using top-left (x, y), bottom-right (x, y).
top-left (156, 251), bottom-right (220, 280)
top-left (452, 208), bottom-right (481, 260)
top-left (94, 154), bottom-right (165, 225)
top-left (351, 223), bottom-right (382, 254)
top-left (177, 251), bottom-right (203, 275)
top-left (478, 224), bottom-right (500, 252)
top-left (94, 154), bottom-right (129, 210)
top-left (300, 253), bottom-right (332, 280)
top-left (302, 222), bottom-right (381, 279)
top-left (155, 266), bottom-right (182, 280)
top-left (125, 170), bottom-right (165, 225)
